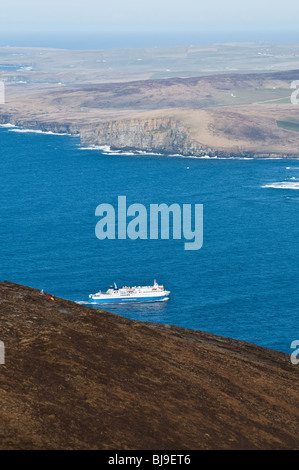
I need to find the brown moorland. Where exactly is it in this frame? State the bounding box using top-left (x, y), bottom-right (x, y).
top-left (0, 281), bottom-right (298, 450)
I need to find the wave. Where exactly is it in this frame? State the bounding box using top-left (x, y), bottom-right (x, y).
top-left (79, 145), bottom-right (111, 152)
top-left (9, 128), bottom-right (71, 136)
top-left (79, 145), bottom-right (164, 156)
top-left (79, 146), bottom-right (257, 160)
top-left (78, 146), bottom-right (299, 161)
top-left (0, 123), bottom-right (17, 128)
top-left (262, 181), bottom-right (299, 190)
top-left (179, 155), bottom-right (254, 160)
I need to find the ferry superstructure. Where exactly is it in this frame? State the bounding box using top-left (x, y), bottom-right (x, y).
top-left (89, 280), bottom-right (170, 303)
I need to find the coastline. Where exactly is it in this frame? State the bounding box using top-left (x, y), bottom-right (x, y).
top-left (1, 118), bottom-right (299, 160)
top-left (1, 61), bottom-right (299, 160)
top-left (1, 280), bottom-right (298, 450)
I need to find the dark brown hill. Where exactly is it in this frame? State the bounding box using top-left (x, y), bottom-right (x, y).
top-left (0, 281), bottom-right (298, 450)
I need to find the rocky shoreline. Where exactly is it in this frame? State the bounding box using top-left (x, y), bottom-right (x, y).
top-left (0, 116), bottom-right (79, 136)
top-left (0, 281), bottom-right (298, 450)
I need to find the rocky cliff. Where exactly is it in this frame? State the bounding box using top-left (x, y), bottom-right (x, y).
top-left (0, 115), bottom-right (79, 135)
top-left (79, 112), bottom-right (299, 158)
top-left (1, 111), bottom-right (298, 159)
top-left (2, 65), bottom-right (299, 158)
top-left (80, 116), bottom-right (211, 156)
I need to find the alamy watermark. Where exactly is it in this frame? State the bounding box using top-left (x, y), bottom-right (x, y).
top-left (0, 81), bottom-right (5, 104)
top-left (0, 340), bottom-right (5, 365)
top-left (290, 340), bottom-right (299, 365)
top-left (95, 196), bottom-right (203, 250)
top-left (290, 81), bottom-right (299, 104)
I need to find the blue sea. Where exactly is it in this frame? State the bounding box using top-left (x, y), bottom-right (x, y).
top-left (0, 126), bottom-right (298, 354)
top-left (0, 31), bottom-right (299, 49)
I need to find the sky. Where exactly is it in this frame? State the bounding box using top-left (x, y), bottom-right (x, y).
top-left (0, 0), bottom-right (299, 33)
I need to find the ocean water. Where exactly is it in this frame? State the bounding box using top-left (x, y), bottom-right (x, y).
top-left (0, 31), bottom-right (299, 50)
top-left (0, 126), bottom-right (298, 354)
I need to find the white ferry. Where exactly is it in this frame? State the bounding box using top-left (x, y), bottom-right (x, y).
top-left (89, 280), bottom-right (170, 303)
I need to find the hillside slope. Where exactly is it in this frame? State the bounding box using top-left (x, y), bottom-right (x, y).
top-left (0, 281), bottom-right (298, 450)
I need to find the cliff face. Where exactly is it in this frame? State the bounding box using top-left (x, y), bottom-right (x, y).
top-left (1, 62), bottom-right (299, 158)
top-left (0, 281), bottom-right (299, 450)
top-left (1, 112), bottom-right (298, 158)
top-left (79, 114), bottom-right (299, 158)
top-left (0, 116), bottom-right (79, 135)
top-left (80, 117), bottom-right (213, 156)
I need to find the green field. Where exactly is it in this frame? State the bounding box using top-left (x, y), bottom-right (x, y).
top-left (277, 119), bottom-right (299, 132)
top-left (207, 88), bottom-right (290, 108)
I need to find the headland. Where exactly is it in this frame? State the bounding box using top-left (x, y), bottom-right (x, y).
top-left (1, 43), bottom-right (299, 158)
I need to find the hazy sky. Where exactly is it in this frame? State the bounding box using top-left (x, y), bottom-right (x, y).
top-left (1, 0), bottom-right (298, 33)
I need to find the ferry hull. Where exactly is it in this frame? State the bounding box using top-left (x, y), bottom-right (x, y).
top-left (90, 295), bottom-right (169, 303)
top-left (89, 280), bottom-right (170, 304)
